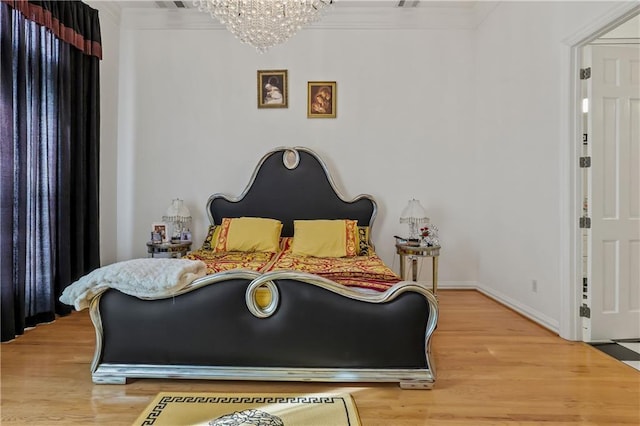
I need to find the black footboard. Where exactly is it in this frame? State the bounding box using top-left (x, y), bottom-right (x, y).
top-left (90, 271), bottom-right (438, 389)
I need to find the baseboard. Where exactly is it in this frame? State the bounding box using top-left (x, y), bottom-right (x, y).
top-left (406, 281), bottom-right (560, 334)
top-left (438, 281), bottom-right (478, 290)
top-left (475, 283), bottom-right (560, 334)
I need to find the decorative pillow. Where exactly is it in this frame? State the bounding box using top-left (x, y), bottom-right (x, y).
top-left (291, 219), bottom-right (358, 257)
top-left (357, 226), bottom-right (371, 256)
top-left (201, 225), bottom-right (220, 251)
top-left (214, 217), bottom-right (283, 253)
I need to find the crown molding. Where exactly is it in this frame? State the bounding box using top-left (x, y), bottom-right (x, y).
top-left (562, 1), bottom-right (640, 46)
top-left (317, 5), bottom-right (476, 29)
top-left (470, 1), bottom-right (499, 29)
top-left (87, 0), bottom-right (122, 23)
top-left (120, 5), bottom-right (478, 31)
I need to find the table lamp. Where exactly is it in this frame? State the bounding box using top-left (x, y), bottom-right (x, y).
top-left (400, 199), bottom-right (429, 241)
top-left (163, 199), bottom-right (192, 242)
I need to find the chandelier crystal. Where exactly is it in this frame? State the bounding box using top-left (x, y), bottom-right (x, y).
top-left (194, 0), bottom-right (334, 53)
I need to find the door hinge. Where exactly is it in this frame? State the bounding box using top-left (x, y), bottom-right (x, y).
top-left (582, 277), bottom-right (588, 293)
top-left (580, 156), bottom-right (591, 168)
top-left (580, 67), bottom-right (591, 80)
top-left (583, 133), bottom-right (588, 144)
top-left (579, 217), bottom-right (591, 229)
top-left (580, 304), bottom-right (591, 318)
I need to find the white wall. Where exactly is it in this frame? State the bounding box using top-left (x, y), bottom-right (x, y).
top-left (113, 9), bottom-right (477, 284)
top-left (89, 1), bottom-right (120, 266)
top-left (473, 1), bottom-right (630, 331)
top-left (95, 1), bottom-right (633, 336)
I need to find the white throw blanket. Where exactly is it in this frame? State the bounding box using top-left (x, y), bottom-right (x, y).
top-left (59, 258), bottom-right (207, 311)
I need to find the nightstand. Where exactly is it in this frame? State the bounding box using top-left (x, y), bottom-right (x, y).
top-left (395, 242), bottom-right (440, 295)
top-left (146, 241), bottom-right (192, 258)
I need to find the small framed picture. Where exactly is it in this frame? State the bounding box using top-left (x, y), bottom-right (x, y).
top-left (257, 70), bottom-right (288, 108)
top-left (151, 231), bottom-right (163, 244)
top-left (151, 222), bottom-right (168, 243)
top-left (307, 81), bottom-right (336, 118)
top-left (181, 230), bottom-right (192, 242)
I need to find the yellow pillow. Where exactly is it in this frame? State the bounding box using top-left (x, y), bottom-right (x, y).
top-left (214, 217), bottom-right (282, 253)
top-left (291, 219), bottom-right (358, 257)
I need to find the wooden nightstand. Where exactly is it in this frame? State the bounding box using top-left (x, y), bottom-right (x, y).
top-left (146, 241), bottom-right (192, 258)
top-left (395, 242), bottom-right (440, 295)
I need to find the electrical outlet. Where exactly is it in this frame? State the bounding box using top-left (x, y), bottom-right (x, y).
top-left (532, 280), bottom-right (538, 292)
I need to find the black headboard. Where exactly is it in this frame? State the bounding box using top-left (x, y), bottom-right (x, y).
top-left (207, 147), bottom-right (377, 237)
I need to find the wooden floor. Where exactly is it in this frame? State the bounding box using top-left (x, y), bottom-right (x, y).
top-left (1, 290), bottom-right (639, 425)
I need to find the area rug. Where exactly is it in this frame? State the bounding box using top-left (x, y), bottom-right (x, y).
top-left (133, 392), bottom-right (361, 426)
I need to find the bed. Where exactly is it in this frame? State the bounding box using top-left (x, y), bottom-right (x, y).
top-left (87, 147), bottom-right (438, 389)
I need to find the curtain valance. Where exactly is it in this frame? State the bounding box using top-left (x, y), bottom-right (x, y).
top-left (1, 0), bottom-right (102, 59)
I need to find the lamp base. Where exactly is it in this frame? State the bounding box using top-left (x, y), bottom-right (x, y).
top-left (408, 223), bottom-right (420, 241)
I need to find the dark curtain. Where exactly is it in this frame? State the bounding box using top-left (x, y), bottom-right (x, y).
top-left (0, 0), bottom-right (102, 342)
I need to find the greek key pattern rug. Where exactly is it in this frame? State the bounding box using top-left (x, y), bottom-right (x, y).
top-left (133, 392), bottom-right (361, 426)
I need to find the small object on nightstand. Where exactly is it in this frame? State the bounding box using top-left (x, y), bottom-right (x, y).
top-left (151, 231), bottom-right (163, 243)
top-left (394, 235), bottom-right (407, 244)
top-left (146, 241), bottom-right (192, 259)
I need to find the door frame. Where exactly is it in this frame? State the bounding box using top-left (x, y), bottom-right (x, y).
top-left (561, 2), bottom-right (640, 341)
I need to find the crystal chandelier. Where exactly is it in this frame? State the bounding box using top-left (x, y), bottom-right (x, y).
top-left (194, 0), bottom-right (335, 53)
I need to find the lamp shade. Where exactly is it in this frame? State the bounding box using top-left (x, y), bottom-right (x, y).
top-left (164, 199), bottom-right (191, 221)
top-left (399, 199), bottom-right (429, 224)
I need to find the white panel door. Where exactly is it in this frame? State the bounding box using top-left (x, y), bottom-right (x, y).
top-left (588, 45), bottom-right (640, 341)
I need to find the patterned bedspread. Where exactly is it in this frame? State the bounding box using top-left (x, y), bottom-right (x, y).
top-left (186, 238), bottom-right (401, 292)
top-left (185, 250), bottom-right (276, 274)
top-left (266, 252), bottom-right (400, 291)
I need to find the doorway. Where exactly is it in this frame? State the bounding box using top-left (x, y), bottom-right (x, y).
top-left (575, 10), bottom-right (639, 343)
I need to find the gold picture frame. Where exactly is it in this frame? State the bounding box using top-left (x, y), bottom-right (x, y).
top-left (257, 70), bottom-right (288, 108)
top-left (307, 81), bottom-right (336, 118)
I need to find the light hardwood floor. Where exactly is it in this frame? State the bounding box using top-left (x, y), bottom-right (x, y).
top-left (1, 290), bottom-right (639, 425)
